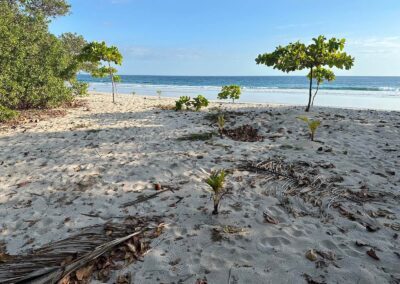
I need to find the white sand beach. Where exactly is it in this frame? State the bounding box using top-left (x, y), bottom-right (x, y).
top-left (1, 92), bottom-right (399, 283)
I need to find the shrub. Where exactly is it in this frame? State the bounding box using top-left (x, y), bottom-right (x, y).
top-left (192, 95), bottom-right (209, 111)
top-left (217, 85), bottom-right (241, 103)
top-left (205, 170), bottom-right (227, 215)
top-left (175, 96), bottom-right (191, 111)
top-left (0, 105), bottom-right (19, 122)
top-left (297, 116), bottom-right (321, 141)
top-left (175, 95), bottom-right (209, 111)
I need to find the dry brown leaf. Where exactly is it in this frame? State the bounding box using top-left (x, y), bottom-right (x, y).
top-left (75, 264), bottom-right (94, 280)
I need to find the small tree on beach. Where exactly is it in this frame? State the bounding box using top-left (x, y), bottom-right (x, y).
top-left (297, 116), bottom-right (321, 141)
top-left (218, 85), bottom-right (241, 103)
top-left (205, 169), bottom-right (227, 215)
top-left (78, 41), bottom-right (123, 103)
top-left (256, 36), bottom-right (354, 112)
top-left (308, 67), bottom-right (335, 106)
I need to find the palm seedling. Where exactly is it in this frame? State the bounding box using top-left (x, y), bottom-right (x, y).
top-left (217, 114), bottom-right (225, 138)
top-left (297, 116), bottom-right (321, 141)
top-left (205, 169), bottom-right (227, 215)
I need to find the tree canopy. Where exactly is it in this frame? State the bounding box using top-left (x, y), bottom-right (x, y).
top-left (256, 36), bottom-right (354, 111)
top-left (217, 85), bottom-right (241, 103)
top-left (7, 0), bottom-right (71, 18)
top-left (78, 41), bottom-right (123, 102)
top-left (0, 1), bottom-right (97, 112)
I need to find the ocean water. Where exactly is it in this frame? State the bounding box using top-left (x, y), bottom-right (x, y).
top-left (78, 75), bottom-right (400, 111)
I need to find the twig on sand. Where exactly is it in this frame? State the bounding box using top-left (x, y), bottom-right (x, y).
top-left (121, 185), bottom-right (178, 208)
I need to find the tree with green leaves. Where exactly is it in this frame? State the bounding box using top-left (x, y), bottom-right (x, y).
top-left (0, 1), bottom-right (76, 109)
top-left (308, 67), bottom-right (335, 107)
top-left (218, 85), bottom-right (241, 103)
top-left (78, 41), bottom-right (123, 103)
top-left (256, 36), bottom-right (354, 112)
top-left (10, 0), bottom-right (71, 18)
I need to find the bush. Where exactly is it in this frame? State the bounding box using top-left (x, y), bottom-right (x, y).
top-left (217, 85), bottom-right (241, 103)
top-left (175, 95), bottom-right (209, 111)
top-left (175, 96), bottom-right (191, 111)
top-left (0, 3), bottom-right (91, 110)
top-left (192, 95), bottom-right (209, 111)
top-left (0, 105), bottom-right (19, 122)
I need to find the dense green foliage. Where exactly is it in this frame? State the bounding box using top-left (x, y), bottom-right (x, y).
top-left (0, 105), bottom-right (19, 122)
top-left (217, 85), bottom-right (241, 103)
top-left (297, 116), bottom-right (321, 141)
top-left (192, 95), bottom-right (209, 111)
top-left (175, 95), bottom-right (209, 111)
top-left (175, 96), bottom-right (191, 111)
top-left (11, 0), bottom-right (71, 18)
top-left (0, 1), bottom-right (94, 115)
top-left (256, 36), bottom-right (354, 111)
top-left (78, 41), bottom-right (123, 103)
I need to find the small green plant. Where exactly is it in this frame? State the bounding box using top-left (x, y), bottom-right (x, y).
top-left (297, 116), bottom-right (321, 141)
top-left (218, 85), bottom-right (241, 103)
top-left (217, 114), bottom-right (225, 138)
top-left (177, 132), bottom-right (214, 141)
top-left (157, 90), bottom-right (162, 98)
top-left (175, 95), bottom-right (209, 111)
top-left (192, 95), bottom-right (209, 111)
top-left (131, 91), bottom-right (136, 95)
top-left (0, 105), bottom-right (19, 122)
top-left (175, 96), bottom-right (191, 111)
top-left (205, 169), bottom-right (227, 215)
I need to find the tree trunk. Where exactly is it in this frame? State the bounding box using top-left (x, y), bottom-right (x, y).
top-left (311, 83), bottom-right (320, 107)
top-left (212, 203), bottom-right (219, 215)
top-left (109, 62), bottom-right (115, 103)
top-left (305, 68), bottom-right (313, 112)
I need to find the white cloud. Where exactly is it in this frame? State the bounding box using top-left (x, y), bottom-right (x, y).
top-left (348, 36), bottom-right (400, 55)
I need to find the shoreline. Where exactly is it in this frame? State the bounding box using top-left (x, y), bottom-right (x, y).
top-left (89, 91), bottom-right (400, 113)
top-left (1, 93), bottom-right (399, 283)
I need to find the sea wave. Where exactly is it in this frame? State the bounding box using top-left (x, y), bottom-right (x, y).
top-left (88, 82), bottom-right (400, 97)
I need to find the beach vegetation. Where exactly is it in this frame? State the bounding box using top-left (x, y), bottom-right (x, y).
top-left (0, 106), bottom-right (19, 123)
top-left (218, 85), bottom-right (241, 103)
top-left (175, 96), bottom-right (192, 111)
top-left (0, 1), bottom-right (95, 114)
top-left (205, 169), bottom-right (227, 215)
top-left (192, 95), bottom-right (209, 111)
top-left (217, 115), bottom-right (225, 138)
top-left (308, 67), bottom-right (335, 106)
top-left (177, 132), bottom-right (214, 141)
top-left (256, 35), bottom-right (354, 112)
top-left (157, 90), bottom-right (162, 98)
top-left (175, 95), bottom-right (209, 111)
top-left (78, 41), bottom-right (123, 103)
top-left (297, 116), bottom-right (321, 141)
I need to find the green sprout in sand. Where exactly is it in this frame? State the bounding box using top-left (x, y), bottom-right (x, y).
top-left (157, 90), bottom-right (162, 98)
top-left (206, 169), bottom-right (227, 215)
top-left (297, 116), bottom-right (321, 141)
top-left (217, 114), bottom-right (225, 138)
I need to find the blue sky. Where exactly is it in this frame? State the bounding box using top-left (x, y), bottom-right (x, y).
top-left (50, 0), bottom-right (400, 76)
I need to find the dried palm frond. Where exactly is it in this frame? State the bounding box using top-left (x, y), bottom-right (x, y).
top-left (238, 159), bottom-right (334, 216)
top-left (0, 216), bottom-right (163, 284)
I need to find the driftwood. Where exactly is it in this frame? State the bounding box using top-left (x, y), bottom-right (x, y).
top-left (0, 216), bottom-right (163, 284)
